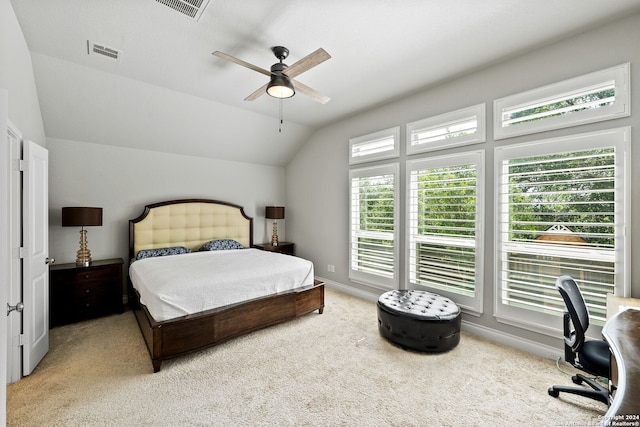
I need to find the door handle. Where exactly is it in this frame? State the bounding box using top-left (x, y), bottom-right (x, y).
top-left (7, 302), bottom-right (24, 316)
top-left (45, 257), bottom-right (55, 265)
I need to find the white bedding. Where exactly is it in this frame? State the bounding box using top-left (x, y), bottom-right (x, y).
top-left (129, 249), bottom-right (315, 322)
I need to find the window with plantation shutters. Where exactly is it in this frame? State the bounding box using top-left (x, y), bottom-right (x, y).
top-left (349, 127), bottom-right (399, 165)
top-left (349, 163), bottom-right (399, 289)
top-left (494, 63), bottom-right (630, 140)
top-left (495, 128), bottom-right (629, 331)
top-left (407, 104), bottom-right (486, 154)
top-left (407, 151), bottom-right (484, 312)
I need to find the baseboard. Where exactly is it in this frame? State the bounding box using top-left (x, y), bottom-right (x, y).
top-left (316, 276), bottom-right (380, 302)
top-left (316, 276), bottom-right (563, 361)
top-left (461, 321), bottom-right (563, 361)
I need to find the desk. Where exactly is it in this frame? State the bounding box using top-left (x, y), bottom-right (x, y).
top-left (601, 309), bottom-right (640, 425)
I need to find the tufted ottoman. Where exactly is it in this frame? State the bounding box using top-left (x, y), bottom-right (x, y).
top-left (377, 290), bottom-right (461, 352)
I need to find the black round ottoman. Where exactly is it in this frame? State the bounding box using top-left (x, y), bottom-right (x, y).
top-left (377, 290), bottom-right (461, 352)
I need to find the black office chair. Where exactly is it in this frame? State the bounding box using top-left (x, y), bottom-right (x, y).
top-left (548, 275), bottom-right (610, 404)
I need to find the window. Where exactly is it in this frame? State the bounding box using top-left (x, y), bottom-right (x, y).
top-left (495, 128), bottom-right (630, 334)
top-left (407, 151), bottom-right (484, 313)
top-left (494, 63), bottom-right (630, 139)
top-left (407, 104), bottom-right (485, 154)
top-left (349, 127), bottom-right (399, 165)
top-left (349, 163), bottom-right (399, 289)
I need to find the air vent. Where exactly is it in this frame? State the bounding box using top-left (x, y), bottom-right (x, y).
top-left (155, 0), bottom-right (211, 20)
top-left (87, 41), bottom-right (122, 63)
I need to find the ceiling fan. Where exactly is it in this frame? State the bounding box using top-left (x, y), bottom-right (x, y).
top-left (212, 46), bottom-right (331, 104)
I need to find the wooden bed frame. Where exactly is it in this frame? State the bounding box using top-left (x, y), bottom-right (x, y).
top-left (128, 199), bottom-right (324, 372)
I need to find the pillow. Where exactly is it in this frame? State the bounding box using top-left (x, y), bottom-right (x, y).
top-left (199, 239), bottom-right (244, 251)
top-left (136, 246), bottom-right (191, 260)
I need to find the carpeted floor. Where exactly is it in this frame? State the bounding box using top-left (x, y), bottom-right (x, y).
top-left (7, 288), bottom-right (607, 426)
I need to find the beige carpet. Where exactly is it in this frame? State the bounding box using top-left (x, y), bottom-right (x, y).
top-left (7, 288), bottom-right (606, 426)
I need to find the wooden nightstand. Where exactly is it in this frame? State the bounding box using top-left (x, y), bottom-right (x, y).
top-left (254, 242), bottom-right (295, 256)
top-left (49, 258), bottom-right (124, 327)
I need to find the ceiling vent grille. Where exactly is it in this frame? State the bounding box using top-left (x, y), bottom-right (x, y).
top-left (155, 0), bottom-right (211, 20)
top-left (87, 41), bottom-right (122, 62)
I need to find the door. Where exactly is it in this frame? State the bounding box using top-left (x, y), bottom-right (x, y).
top-left (1, 87), bottom-right (9, 426)
top-left (22, 140), bottom-right (49, 376)
top-left (6, 122), bottom-right (22, 383)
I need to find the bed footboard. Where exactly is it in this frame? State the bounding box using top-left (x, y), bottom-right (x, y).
top-left (131, 281), bottom-right (325, 372)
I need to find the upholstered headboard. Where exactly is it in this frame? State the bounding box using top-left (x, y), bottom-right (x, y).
top-left (128, 199), bottom-right (253, 261)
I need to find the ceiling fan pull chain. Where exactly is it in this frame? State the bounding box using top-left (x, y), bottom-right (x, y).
top-left (279, 98), bottom-right (284, 133)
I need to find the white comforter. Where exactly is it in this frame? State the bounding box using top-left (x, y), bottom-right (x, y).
top-left (129, 249), bottom-right (315, 322)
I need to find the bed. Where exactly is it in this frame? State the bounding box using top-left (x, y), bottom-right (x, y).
top-left (128, 199), bottom-right (325, 372)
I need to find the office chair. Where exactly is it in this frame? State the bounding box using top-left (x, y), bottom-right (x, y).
top-left (548, 275), bottom-right (610, 404)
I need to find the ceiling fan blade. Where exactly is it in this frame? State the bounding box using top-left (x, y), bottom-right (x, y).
top-left (212, 51), bottom-right (272, 77)
top-left (292, 79), bottom-right (331, 104)
top-left (244, 83), bottom-right (268, 101)
top-left (283, 48), bottom-right (331, 79)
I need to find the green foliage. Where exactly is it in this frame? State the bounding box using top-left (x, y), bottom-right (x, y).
top-left (415, 165), bottom-right (477, 237)
top-left (507, 148), bottom-right (615, 247)
top-left (508, 88), bottom-right (615, 124)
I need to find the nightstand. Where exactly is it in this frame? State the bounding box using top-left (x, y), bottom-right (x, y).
top-left (254, 242), bottom-right (295, 256)
top-left (49, 258), bottom-right (124, 327)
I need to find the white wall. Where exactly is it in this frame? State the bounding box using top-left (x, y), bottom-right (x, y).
top-left (287, 12), bottom-right (640, 347)
top-left (0, 0), bottom-right (45, 147)
top-left (48, 138), bottom-right (286, 266)
top-left (1, 0), bottom-right (47, 423)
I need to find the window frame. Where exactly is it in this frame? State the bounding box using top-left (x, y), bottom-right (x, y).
top-left (406, 150), bottom-right (485, 314)
top-left (494, 63), bottom-right (630, 140)
top-left (349, 126), bottom-right (400, 165)
top-left (349, 163), bottom-right (400, 290)
top-left (493, 127), bottom-right (630, 337)
top-left (407, 104), bottom-right (486, 155)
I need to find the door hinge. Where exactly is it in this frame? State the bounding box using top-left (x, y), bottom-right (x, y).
top-left (17, 159), bottom-right (25, 172)
top-left (19, 334), bottom-right (25, 347)
top-left (19, 247), bottom-right (24, 259)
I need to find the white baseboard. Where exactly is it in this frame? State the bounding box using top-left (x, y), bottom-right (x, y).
top-left (316, 276), bottom-right (380, 302)
top-left (461, 321), bottom-right (562, 361)
top-left (316, 276), bottom-right (563, 361)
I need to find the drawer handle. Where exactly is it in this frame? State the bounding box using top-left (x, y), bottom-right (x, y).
top-left (85, 289), bottom-right (90, 293)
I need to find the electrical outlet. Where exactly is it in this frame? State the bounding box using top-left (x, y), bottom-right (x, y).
top-left (327, 264), bottom-right (335, 272)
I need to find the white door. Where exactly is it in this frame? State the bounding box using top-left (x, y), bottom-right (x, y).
top-left (1, 87), bottom-right (10, 427)
top-left (6, 122), bottom-right (22, 383)
top-left (22, 140), bottom-right (49, 376)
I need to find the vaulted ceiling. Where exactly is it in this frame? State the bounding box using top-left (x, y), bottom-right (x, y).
top-left (11, 0), bottom-right (640, 166)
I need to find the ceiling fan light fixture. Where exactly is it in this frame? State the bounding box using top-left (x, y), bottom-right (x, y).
top-left (267, 74), bottom-right (295, 99)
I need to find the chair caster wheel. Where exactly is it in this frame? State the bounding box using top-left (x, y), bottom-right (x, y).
top-left (572, 375), bottom-right (583, 385)
top-left (548, 388), bottom-right (559, 397)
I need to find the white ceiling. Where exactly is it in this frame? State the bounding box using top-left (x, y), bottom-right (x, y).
top-left (11, 0), bottom-right (640, 166)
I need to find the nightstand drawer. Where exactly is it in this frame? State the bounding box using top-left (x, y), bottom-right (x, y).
top-left (58, 266), bottom-right (118, 283)
top-left (73, 280), bottom-right (109, 302)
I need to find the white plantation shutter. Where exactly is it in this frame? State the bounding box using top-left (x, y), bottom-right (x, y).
top-left (495, 128), bottom-right (629, 329)
top-left (349, 163), bottom-right (399, 289)
top-left (407, 151), bottom-right (484, 312)
top-left (501, 82), bottom-right (616, 127)
top-left (494, 63), bottom-right (630, 139)
top-left (349, 127), bottom-right (399, 164)
top-left (407, 104), bottom-right (485, 154)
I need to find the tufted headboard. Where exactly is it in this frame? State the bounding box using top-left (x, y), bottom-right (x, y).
top-left (128, 199), bottom-right (253, 261)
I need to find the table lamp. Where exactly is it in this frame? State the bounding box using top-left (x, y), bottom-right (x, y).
top-left (265, 206), bottom-right (285, 246)
top-left (62, 207), bottom-right (103, 266)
